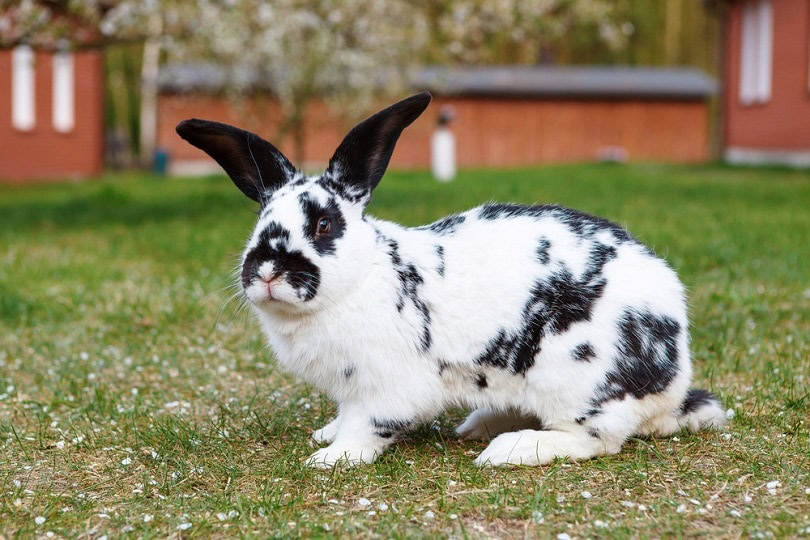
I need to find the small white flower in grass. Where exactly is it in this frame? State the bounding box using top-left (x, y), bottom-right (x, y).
top-left (13, 479), bottom-right (21, 487)
top-left (80, 352), bottom-right (89, 361)
top-left (121, 457), bottom-right (132, 466)
top-left (177, 522), bottom-right (192, 531)
top-left (228, 510), bottom-right (238, 519)
top-left (55, 440), bottom-right (65, 449)
top-left (216, 512), bottom-right (227, 521)
top-left (766, 480), bottom-right (781, 489)
top-left (581, 491), bottom-right (592, 499)
top-left (357, 498), bottom-right (371, 507)
top-left (726, 408), bottom-right (736, 419)
top-left (672, 436), bottom-right (680, 442)
top-left (367, 511), bottom-right (376, 516)
top-left (377, 503), bottom-right (388, 511)
top-left (745, 495), bottom-right (753, 503)
top-left (449, 514), bottom-right (458, 520)
top-left (621, 501), bottom-right (636, 508)
top-left (638, 505), bottom-right (647, 511)
top-left (721, 433), bottom-right (732, 440)
top-left (729, 509), bottom-right (742, 517)
top-left (165, 401), bottom-right (179, 409)
top-left (805, 488), bottom-right (810, 495)
top-left (35, 516), bottom-right (46, 525)
top-left (594, 520), bottom-right (608, 528)
top-left (144, 514), bottom-right (153, 522)
top-left (424, 510), bottom-right (435, 519)
top-left (532, 510), bottom-right (544, 524)
top-left (688, 499), bottom-right (701, 506)
top-left (557, 534), bottom-right (572, 540)
top-left (218, 365), bottom-right (228, 374)
top-left (676, 504), bottom-right (686, 513)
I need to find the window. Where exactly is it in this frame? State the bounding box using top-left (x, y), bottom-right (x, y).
top-left (11, 45), bottom-right (35, 131)
top-left (739, 0), bottom-right (773, 105)
top-left (52, 51), bottom-right (75, 132)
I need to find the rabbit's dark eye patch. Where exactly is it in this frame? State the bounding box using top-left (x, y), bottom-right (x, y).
top-left (241, 226), bottom-right (321, 300)
top-left (299, 193), bottom-right (346, 256)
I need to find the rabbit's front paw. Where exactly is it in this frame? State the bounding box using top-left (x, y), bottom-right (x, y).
top-left (306, 444), bottom-right (379, 468)
top-left (457, 409), bottom-right (542, 440)
top-left (312, 417), bottom-right (341, 444)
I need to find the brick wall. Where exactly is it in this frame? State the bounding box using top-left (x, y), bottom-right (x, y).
top-left (0, 49), bottom-right (104, 182)
top-left (157, 93), bottom-right (710, 172)
top-left (725, 0), bottom-right (810, 151)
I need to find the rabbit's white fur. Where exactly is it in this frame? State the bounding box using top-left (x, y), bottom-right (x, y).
top-left (247, 181), bottom-right (725, 467)
top-left (176, 93), bottom-right (726, 468)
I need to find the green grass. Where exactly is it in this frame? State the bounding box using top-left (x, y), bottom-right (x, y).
top-left (1, 163), bottom-right (809, 538)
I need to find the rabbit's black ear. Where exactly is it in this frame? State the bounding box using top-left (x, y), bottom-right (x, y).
top-left (176, 119), bottom-right (295, 203)
top-left (325, 92), bottom-right (431, 203)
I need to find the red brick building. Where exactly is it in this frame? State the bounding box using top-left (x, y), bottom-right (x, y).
top-left (0, 46), bottom-right (104, 182)
top-left (157, 65), bottom-right (717, 174)
top-left (722, 0), bottom-right (810, 166)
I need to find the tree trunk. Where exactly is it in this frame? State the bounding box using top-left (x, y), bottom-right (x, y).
top-left (139, 14), bottom-right (162, 169)
top-left (293, 125), bottom-right (306, 166)
top-left (664, 0), bottom-right (682, 64)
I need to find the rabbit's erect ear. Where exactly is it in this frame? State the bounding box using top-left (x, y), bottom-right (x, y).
top-left (176, 119), bottom-right (295, 203)
top-left (325, 92), bottom-right (432, 202)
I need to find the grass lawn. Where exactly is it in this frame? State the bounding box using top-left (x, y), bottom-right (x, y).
top-left (1, 163), bottom-right (809, 538)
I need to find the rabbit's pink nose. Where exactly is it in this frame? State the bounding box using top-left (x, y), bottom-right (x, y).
top-left (260, 275), bottom-right (278, 299)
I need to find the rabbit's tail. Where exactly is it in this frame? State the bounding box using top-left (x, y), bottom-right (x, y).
top-left (638, 389), bottom-right (727, 438)
top-left (677, 388), bottom-right (727, 432)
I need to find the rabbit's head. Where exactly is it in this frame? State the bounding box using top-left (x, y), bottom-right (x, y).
top-left (177, 92), bottom-right (431, 313)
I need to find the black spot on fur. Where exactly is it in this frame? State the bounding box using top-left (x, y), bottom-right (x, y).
top-left (583, 243), bottom-right (617, 282)
top-left (417, 214), bottom-right (466, 235)
top-left (299, 192), bottom-right (346, 256)
top-left (384, 236), bottom-right (432, 352)
top-left (371, 417), bottom-right (412, 439)
top-left (592, 309), bottom-right (681, 406)
top-left (241, 225), bottom-right (321, 300)
top-left (343, 365), bottom-right (355, 379)
top-left (316, 176), bottom-right (367, 204)
top-left (435, 245), bottom-right (446, 277)
top-left (477, 203), bottom-right (632, 243)
top-left (536, 237), bottom-right (551, 264)
top-left (588, 428), bottom-right (601, 439)
top-left (438, 360), bottom-right (450, 375)
top-left (680, 388), bottom-right (718, 415)
top-left (575, 408), bottom-right (601, 424)
top-left (475, 373), bottom-right (488, 389)
top-left (476, 260), bottom-right (607, 375)
top-left (572, 342), bottom-right (596, 362)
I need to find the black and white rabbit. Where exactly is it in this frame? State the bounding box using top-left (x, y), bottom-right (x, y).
top-left (176, 92), bottom-right (726, 467)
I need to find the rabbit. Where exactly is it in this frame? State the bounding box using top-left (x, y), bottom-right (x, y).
top-left (176, 91), bottom-right (726, 468)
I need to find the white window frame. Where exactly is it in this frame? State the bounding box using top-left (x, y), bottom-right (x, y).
top-left (11, 45), bottom-right (36, 131)
top-left (52, 50), bottom-right (75, 133)
top-left (739, 0), bottom-right (773, 105)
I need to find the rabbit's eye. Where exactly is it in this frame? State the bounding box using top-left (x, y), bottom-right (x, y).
top-left (316, 217), bottom-right (331, 236)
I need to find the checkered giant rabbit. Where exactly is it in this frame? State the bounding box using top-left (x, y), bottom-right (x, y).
top-left (176, 92), bottom-right (725, 468)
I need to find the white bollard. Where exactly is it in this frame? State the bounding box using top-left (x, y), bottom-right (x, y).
top-left (431, 127), bottom-right (456, 182)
